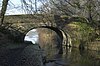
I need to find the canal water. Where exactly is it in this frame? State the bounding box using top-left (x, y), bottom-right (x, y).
top-left (24, 29), bottom-right (100, 66)
top-left (44, 45), bottom-right (100, 66)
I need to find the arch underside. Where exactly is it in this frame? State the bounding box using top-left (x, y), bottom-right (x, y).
top-left (24, 26), bottom-right (71, 51)
top-left (24, 26), bottom-right (63, 42)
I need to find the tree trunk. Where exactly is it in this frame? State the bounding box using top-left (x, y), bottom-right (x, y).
top-left (35, 0), bottom-right (37, 13)
top-left (0, 0), bottom-right (9, 25)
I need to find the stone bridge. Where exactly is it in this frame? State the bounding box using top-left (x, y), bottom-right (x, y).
top-left (3, 14), bottom-right (90, 49)
top-left (1, 14), bottom-right (93, 53)
top-left (3, 15), bottom-right (73, 47)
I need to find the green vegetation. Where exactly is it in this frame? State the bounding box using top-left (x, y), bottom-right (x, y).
top-left (65, 16), bottom-right (98, 48)
top-left (73, 22), bottom-right (95, 41)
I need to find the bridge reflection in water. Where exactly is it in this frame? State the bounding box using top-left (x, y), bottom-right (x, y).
top-left (23, 28), bottom-right (100, 66)
top-left (45, 46), bottom-right (100, 66)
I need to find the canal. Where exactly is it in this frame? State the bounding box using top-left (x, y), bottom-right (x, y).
top-left (43, 45), bottom-right (100, 66)
top-left (24, 28), bottom-right (100, 66)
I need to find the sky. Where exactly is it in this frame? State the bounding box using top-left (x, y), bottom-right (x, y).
top-left (24, 29), bottom-right (39, 44)
top-left (0, 0), bottom-right (43, 15)
top-left (0, 0), bottom-right (23, 15)
top-left (7, 0), bottom-right (23, 15)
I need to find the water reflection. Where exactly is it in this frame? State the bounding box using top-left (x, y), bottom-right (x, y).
top-left (45, 44), bottom-right (100, 66)
top-left (23, 29), bottom-right (100, 66)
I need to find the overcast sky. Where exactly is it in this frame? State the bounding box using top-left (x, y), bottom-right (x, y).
top-left (0, 0), bottom-right (42, 15)
top-left (24, 29), bottom-right (39, 44)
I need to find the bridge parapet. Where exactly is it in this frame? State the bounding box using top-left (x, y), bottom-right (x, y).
top-left (9, 22), bottom-right (57, 34)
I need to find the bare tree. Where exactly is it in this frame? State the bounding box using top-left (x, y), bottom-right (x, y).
top-left (48, 0), bottom-right (100, 25)
top-left (0, 0), bottom-right (9, 26)
top-left (20, 0), bottom-right (100, 30)
top-left (21, 0), bottom-right (42, 14)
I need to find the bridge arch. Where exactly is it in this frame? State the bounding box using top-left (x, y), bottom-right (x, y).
top-left (23, 26), bottom-right (63, 43)
top-left (23, 26), bottom-right (71, 54)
